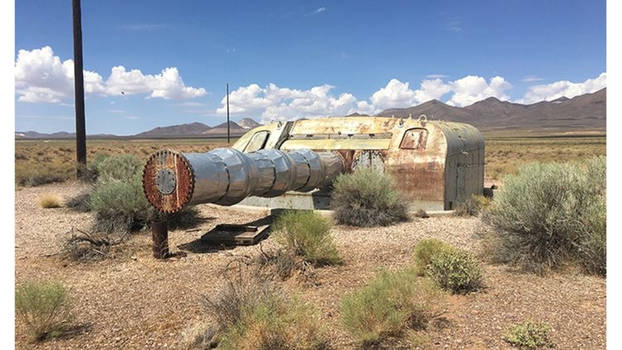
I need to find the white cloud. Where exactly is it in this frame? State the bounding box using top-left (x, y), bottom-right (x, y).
top-left (15, 46), bottom-right (206, 103)
top-left (517, 73), bottom-right (606, 104)
top-left (312, 7), bottom-right (326, 15)
top-left (521, 75), bottom-right (543, 83)
top-left (446, 76), bottom-right (511, 107)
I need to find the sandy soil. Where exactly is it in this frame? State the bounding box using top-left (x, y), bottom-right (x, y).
top-left (15, 183), bottom-right (605, 349)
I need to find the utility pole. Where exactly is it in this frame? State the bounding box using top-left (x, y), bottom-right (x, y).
top-left (72, 0), bottom-right (87, 178)
top-left (226, 83), bottom-right (230, 144)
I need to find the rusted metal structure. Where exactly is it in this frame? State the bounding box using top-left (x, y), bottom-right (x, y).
top-left (142, 148), bottom-right (344, 213)
top-left (142, 115), bottom-right (484, 214)
top-left (231, 115), bottom-right (484, 211)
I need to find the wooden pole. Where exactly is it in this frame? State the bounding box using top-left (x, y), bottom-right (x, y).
top-left (226, 83), bottom-right (230, 144)
top-left (72, 0), bottom-right (87, 178)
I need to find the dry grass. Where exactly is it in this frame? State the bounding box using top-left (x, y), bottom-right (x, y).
top-left (484, 135), bottom-right (605, 181)
top-left (15, 138), bottom-right (234, 187)
top-left (39, 194), bottom-right (62, 208)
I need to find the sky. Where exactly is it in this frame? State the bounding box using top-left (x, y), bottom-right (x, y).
top-left (15, 0), bottom-right (606, 135)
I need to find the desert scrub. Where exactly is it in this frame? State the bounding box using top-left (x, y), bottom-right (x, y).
top-left (274, 210), bottom-right (341, 266)
top-left (331, 168), bottom-right (408, 227)
top-left (412, 238), bottom-right (453, 276)
top-left (427, 248), bottom-right (482, 294)
top-left (503, 321), bottom-right (553, 348)
top-left (15, 280), bottom-right (73, 342)
top-left (204, 277), bottom-right (328, 350)
top-left (96, 153), bottom-right (143, 183)
top-left (340, 268), bottom-right (442, 346)
top-left (485, 157), bottom-right (606, 275)
top-left (39, 194), bottom-right (62, 208)
top-left (454, 194), bottom-right (491, 217)
top-left (90, 174), bottom-right (151, 233)
top-left (64, 190), bottom-right (92, 212)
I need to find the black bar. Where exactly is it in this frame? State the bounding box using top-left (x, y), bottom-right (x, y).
top-left (72, 0), bottom-right (87, 178)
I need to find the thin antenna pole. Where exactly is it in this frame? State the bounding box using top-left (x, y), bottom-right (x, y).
top-left (226, 83), bottom-right (230, 144)
top-left (72, 0), bottom-right (87, 178)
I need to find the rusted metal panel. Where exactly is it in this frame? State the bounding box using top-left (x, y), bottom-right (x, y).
top-left (234, 116), bottom-right (484, 211)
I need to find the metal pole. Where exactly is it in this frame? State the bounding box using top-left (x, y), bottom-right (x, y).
top-left (226, 83), bottom-right (230, 144)
top-left (72, 0), bottom-right (87, 178)
top-left (151, 219), bottom-right (169, 259)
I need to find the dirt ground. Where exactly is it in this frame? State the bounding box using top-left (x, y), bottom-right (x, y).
top-left (15, 182), bottom-right (606, 349)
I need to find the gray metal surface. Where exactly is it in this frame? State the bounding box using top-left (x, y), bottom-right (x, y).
top-left (179, 148), bottom-right (344, 208)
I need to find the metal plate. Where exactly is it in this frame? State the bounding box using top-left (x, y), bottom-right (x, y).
top-left (156, 169), bottom-right (176, 195)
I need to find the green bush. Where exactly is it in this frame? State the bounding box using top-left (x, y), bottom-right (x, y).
top-left (331, 168), bottom-right (408, 227)
top-left (413, 239), bottom-right (453, 276)
top-left (340, 269), bottom-right (441, 346)
top-left (15, 281), bottom-right (73, 342)
top-left (485, 157), bottom-right (606, 275)
top-left (96, 154), bottom-right (143, 183)
top-left (65, 190), bottom-right (91, 212)
top-left (90, 174), bottom-right (151, 233)
top-left (204, 277), bottom-right (328, 350)
top-left (503, 321), bottom-right (553, 348)
top-left (274, 210), bottom-right (341, 266)
top-left (427, 248), bottom-right (482, 294)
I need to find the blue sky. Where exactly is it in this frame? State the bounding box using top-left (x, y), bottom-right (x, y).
top-left (15, 0), bottom-right (606, 135)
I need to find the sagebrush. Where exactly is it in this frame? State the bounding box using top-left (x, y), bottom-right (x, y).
top-left (15, 281), bottom-right (73, 342)
top-left (331, 168), bottom-right (408, 227)
top-left (274, 210), bottom-right (341, 266)
top-left (485, 157), bottom-right (606, 275)
top-left (39, 194), bottom-right (61, 208)
top-left (204, 276), bottom-right (328, 350)
top-left (340, 268), bottom-right (442, 346)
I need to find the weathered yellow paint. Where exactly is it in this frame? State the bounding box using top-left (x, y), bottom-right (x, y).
top-left (280, 138), bottom-right (391, 150)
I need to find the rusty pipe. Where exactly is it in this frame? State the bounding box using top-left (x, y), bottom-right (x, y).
top-left (142, 148), bottom-right (344, 213)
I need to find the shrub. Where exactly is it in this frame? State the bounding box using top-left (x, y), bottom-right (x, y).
top-left (83, 153), bottom-right (109, 182)
top-left (64, 190), bottom-right (91, 212)
top-left (413, 239), bottom-right (453, 276)
top-left (16, 166), bottom-right (71, 187)
top-left (414, 209), bottom-right (430, 218)
top-left (96, 154), bottom-right (143, 183)
top-left (427, 248), bottom-right (482, 294)
top-left (15, 280), bottom-right (73, 342)
top-left (454, 195), bottom-right (491, 217)
top-left (39, 194), bottom-right (61, 208)
top-left (485, 158), bottom-right (606, 275)
top-left (274, 210), bottom-right (341, 266)
top-left (503, 321), bottom-right (553, 349)
top-left (331, 168), bottom-right (408, 227)
top-left (340, 269), bottom-right (441, 346)
top-left (204, 277), bottom-right (328, 350)
top-left (90, 174), bottom-right (151, 233)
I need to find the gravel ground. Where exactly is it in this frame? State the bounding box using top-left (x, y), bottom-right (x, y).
top-left (15, 183), bottom-right (605, 349)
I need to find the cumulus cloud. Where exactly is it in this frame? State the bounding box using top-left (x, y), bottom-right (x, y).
top-left (15, 46), bottom-right (206, 103)
top-left (517, 73), bottom-right (606, 104)
top-left (446, 76), bottom-right (511, 107)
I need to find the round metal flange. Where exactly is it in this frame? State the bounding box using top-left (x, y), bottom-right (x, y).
top-left (142, 150), bottom-right (194, 213)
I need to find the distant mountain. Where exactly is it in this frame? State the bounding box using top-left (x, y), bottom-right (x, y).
top-left (202, 121), bottom-right (247, 135)
top-left (135, 122), bottom-right (211, 137)
top-left (378, 88), bottom-right (606, 131)
top-left (238, 118), bottom-right (262, 129)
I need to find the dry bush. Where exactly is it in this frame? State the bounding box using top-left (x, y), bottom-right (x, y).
top-left (484, 157), bottom-right (606, 275)
top-left (412, 239), bottom-right (453, 276)
top-left (39, 194), bottom-right (61, 208)
top-left (454, 195), bottom-right (491, 217)
top-left (274, 210), bottom-right (341, 266)
top-left (63, 228), bottom-right (127, 262)
top-left (413, 209), bottom-right (430, 218)
top-left (203, 272), bottom-right (328, 350)
top-left (331, 168), bottom-right (408, 227)
top-left (340, 268), bottom-right (443, 347)
top-left (15, 280), bottom-right (73, 342)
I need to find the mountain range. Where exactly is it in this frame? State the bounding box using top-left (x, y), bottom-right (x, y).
top-left (15, 88), bottom-right (605, 139)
